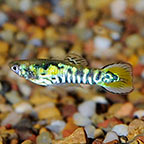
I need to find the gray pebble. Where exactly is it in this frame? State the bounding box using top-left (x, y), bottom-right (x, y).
top-left (112, 124), bottom-right (128, 136)
top-left (36, 132), bottom-right (52, 144)
top-left (78, 100), bottom-right (96, 117)
top-left (84, 125), bottom-right (96, 138)
top-left (5, 90), bottom-right (22, 104)
top-left (103, 131), bottom-right (119, 143)
top-left (46, 120), bottom-right (66, 133)
top-left (0, 12), bottom-right (8, 26)
top-left (73, 112), bottom-right (92, 126)
top-left (1, 111), bottom-right (22, 126)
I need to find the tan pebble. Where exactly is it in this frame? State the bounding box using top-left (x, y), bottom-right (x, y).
top-left (10, 139), bottom-right (18, 144)
top-left (45, 27), bottom-right (59, 40)
top-left (39, 127), bottom-right (48, 134)
top-left (37, 48), bottom-right (49, 59)
top-left (49, 46), bottom-right (66, 59)
top-left (94, 129), bottom-right (104, 138)
top-left (32, 5), bottom-right (49, 16)
top-left (0, 41), bottom-right (9, 53)
top-left (128, 54), bottom-right (139, 66)
top-left (128, 119), bottom-right (144, 141)
top-left (125, 34), bottom-right (144, 48)
top-left (128, 90), bottom-right (144, 104)
top-left (0, 55), bottom-right (6, 66)
top-left (115, 102), bottom-right (134, 118)
top-left (38, 106), bottom-right (61, 120)
top-left (87, 0), bottom-right (112, 9)
top-left (53, 127), bottom-right (87, 144)
top-left (3, 23), bottom-right (18, 32)
top-left (27, 25), bottom-right (44, 40)
top-left (21, 140), bottom-right (33, 144)
top-left (108, 103), bottom-right (123, 116)
top-left (30, 94), bottom-right (57, 105)
top-left (33, 124), bottom-right (41, 130)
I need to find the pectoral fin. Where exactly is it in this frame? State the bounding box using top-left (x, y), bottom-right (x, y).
top-left (64, 52), bottom-right (88, 66)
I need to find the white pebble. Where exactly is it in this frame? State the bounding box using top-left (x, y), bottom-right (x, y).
top-left (19, 0), bottom-right (32, 12)
top-left (78, 101), bottom-right (96, 117)
top-left (103, 131), bottom-right (119, 143)
top-left (133, 110), bottom-right (144, 119)
top-left (73, 112), bottom-right (91, 126)
top-left (112, 124), bottom-right (128, 136)
top-left (94, 36), bottom-right (112, 51)
top-left (15, 102), bottom-right (33, 114)
top-left (92, 96), bottom-right (108, 104)
top-left (135, 0), bottom-right (144, 13)
top-left (0, 12), bottom-right (8, 26)
top-left (111, 0), bottom-right (127, 20)
top-left (110, 31), bottom-right (121, 40)
top-left (46, 120), bottom-right (66, 133)
top-left (19, 84), bottom-right (32, 98)
top-left (84, 125), bottom-right (96, 138)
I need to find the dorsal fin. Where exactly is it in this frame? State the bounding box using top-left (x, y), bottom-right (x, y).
top-left (64, 53), bottom-right (88, 66)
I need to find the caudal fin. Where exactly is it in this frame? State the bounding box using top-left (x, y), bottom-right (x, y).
top-left (100, 62), bottom-right (133, 94)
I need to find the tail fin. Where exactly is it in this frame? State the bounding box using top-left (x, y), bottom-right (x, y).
top-left (100, 62), bottom-right (133, 94)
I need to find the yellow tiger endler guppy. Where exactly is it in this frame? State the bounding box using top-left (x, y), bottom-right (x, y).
top-left (9, 53), bottom-right (133, 94)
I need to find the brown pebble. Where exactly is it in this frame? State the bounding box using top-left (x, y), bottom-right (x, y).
top-left (62, 104), bottom-right (77, 118)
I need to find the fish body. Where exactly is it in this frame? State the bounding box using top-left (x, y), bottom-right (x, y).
top-left (9, 53), bottom-right (133, 94)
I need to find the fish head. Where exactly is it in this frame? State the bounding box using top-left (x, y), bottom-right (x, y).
top-left (9, 60), bottom-right (35, 80)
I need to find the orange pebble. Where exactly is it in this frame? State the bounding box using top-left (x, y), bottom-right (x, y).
top-left (62, 117), bottom-right (78, 137)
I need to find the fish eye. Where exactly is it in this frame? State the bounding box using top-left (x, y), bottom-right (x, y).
top-left (11, 65), bottom-right (19, 73)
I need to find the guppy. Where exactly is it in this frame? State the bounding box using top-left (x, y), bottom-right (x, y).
top-left (9, 53), bottom-right (133, 94)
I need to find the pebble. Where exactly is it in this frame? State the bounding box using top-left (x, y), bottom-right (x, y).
top-left (115, 102), bottom-right (134, 118)
top-left (110, 0), bottom-right (127, 20)
top-left (78, 100), bottom-right (96, 117)
top-left (14, 102), bottom-right (33, 114)
top-left (37, 105), bottom-right (62, 121)
top-left (0, 30), bottom-right (14, 43)
top-left (133, 110), bottom-right (144, 118)
top-left (125, 34), bottom-right (144, 49)
top-left (103, 131), bottom-right (119, 144)
top-left (3, 23), bottom-right (18, 32)
top-left (1, 111), bottom-right (22, 126)
top-left (5, 90), bottom-right (22, 104)
top-left (62, 117), bottom-right (78, 137)
top-left (21, 140), bottom-right (34, 144)
top-left (128, 90), bottom-right (144, 104)
top-left (112, 124), bottom-right (128, 136)
top-left (73, 112), bottom-right (92, 126)
top-left (46, 120), bottom-right (66, 133)
top-left (18, 84), bottom-right (31, 98)
top-left (84, 125), bottom-right (96, 138)
top-left (62, 104), bottom-right (77, 118)
top-left (36, 132), bottom-right (52, 144)
top-left (53, 127), bottom-right (87, 144)
top-left (19, 0), bottom-right (32, 12)
top-left (0, 41), bottom-right (9, 53)
top-left (93, 96), bottom-right (108, 104)
top-left (134, 0), bottom-right (144, 13)
top-left (49, 46), bottom-right (66, 59)
top-left (128, 119), bottom-right (144, 140)
top-left (94, 36), bottom-right (111, 50)
top-left (28, 39), bottom-right (42, 47)
top-left (94, 128), bottom-right (104, 138)
top-left (0, 104), bottom-right (12, 113)
top-left (0, 12), bottom-right (8, 26)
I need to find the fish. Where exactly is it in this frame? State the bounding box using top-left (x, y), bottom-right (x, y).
top-left (9, 53), bottom-right (133, 94)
